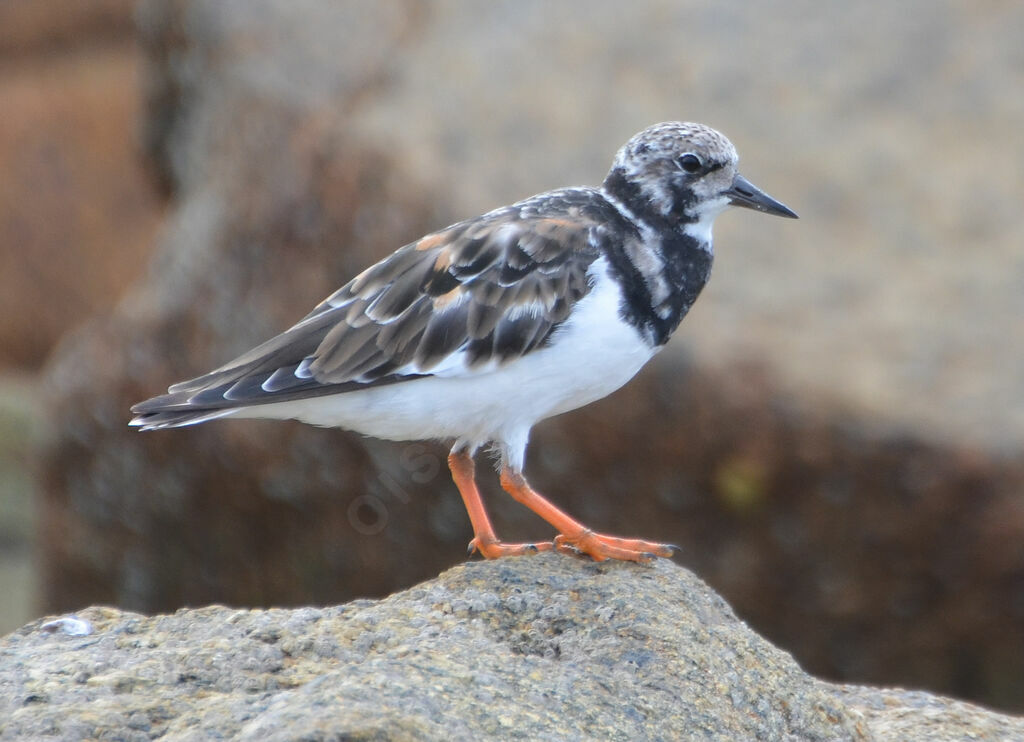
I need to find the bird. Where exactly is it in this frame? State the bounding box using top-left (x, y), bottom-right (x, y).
top-left (131, 121), bottom-right (797, 562)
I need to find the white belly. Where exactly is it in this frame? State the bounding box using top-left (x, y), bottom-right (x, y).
top-left (234, 257), bottom-right (657, 461)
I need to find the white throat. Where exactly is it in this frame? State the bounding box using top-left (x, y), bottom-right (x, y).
top-left (682, 199), bottom-right (728, 253)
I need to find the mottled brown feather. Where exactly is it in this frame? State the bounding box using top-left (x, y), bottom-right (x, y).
top-left (300, 210), bottom-right (603, 384)
top-left (146, 206), bottom-right (606, 411)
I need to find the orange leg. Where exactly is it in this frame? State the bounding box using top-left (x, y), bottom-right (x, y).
top-left (499, 467), bottom-right (676, 563)
top-left (448, 451), bottom-right (553, 558)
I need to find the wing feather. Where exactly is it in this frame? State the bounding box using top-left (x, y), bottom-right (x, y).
top-left (131, 196), bottom-right (607, 421)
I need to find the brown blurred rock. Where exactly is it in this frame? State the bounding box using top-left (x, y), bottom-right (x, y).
top-left (0, 11), bottom-right (161, 368)
top-left (34, 0), bottom-right (1024, 718)
top-left (0, 0), bottom-right (136, 56)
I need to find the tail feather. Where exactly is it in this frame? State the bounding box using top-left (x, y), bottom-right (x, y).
top-left (129, 390), bottom-right (241, 430)
top-left (129, 405), bottom-right (239, 431)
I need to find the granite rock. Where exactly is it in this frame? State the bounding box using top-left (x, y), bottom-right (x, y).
top-left (5, 555), bottom-right (1023, 741)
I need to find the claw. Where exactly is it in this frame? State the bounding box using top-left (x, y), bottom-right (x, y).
top-left (553, 537), bottom-right (583, 557)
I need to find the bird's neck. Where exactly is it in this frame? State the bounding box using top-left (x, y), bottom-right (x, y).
top-left (602, 167), bottom-right (695, 233)
top-left (599, 169), bottom-right (714, 346)
top-left (651, 230), bottom-right (714, 342)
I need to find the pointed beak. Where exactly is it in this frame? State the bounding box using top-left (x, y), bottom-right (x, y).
top-left (725, 173), bottom-right (798, 219)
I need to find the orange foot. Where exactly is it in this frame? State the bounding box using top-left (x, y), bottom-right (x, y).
top-left (553, 530), bottom-right (677, 562)
top-left (468, 537), bottom-right (555, 559)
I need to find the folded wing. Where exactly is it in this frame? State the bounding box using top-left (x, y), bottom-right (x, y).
top-left (131, 205), bottom-right (602, 426)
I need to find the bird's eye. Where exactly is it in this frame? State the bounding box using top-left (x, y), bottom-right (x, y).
top-left (678, 153), bottom-right (702, 174)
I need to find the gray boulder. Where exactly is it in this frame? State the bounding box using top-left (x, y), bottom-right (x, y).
top-left (2, 555), bottom-right (1021, 741)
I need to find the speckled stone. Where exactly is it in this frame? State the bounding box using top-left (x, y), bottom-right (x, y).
top-left (2, 555), bottom-right (1020, 741)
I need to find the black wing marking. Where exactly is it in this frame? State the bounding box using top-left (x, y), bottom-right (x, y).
top-left (131, 198), bottom-right (605, 420)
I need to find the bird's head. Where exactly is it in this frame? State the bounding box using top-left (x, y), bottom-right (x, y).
top-left (604, 122), bottom-right (797, 230)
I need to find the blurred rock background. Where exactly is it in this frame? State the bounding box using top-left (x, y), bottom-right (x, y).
top-left (0, 0), bottom-right (160, 631)
top-left (2, 0), bottom-right (1023, 714)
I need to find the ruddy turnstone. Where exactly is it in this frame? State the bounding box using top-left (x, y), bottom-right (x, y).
top-left (131, 121), bottom-right (797, 562)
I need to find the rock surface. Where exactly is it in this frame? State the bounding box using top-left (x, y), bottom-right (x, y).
top-left (3, 555), bottom-right (1022, 741)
